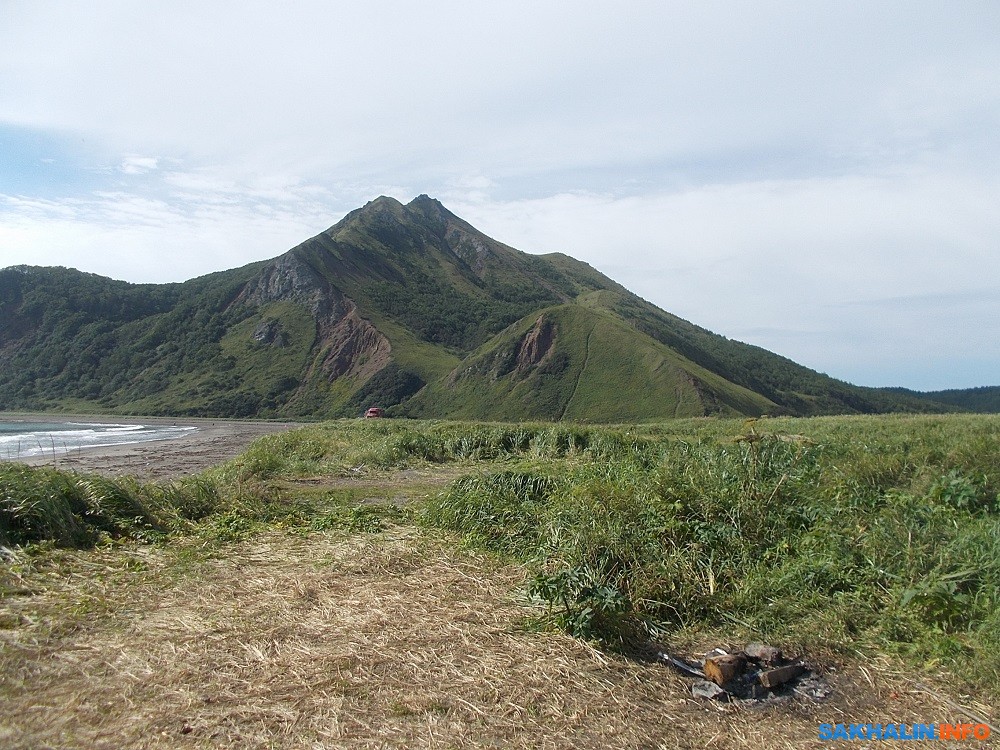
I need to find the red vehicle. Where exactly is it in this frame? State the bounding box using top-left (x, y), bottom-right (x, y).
top-left (364, 407), bottom-right (385, 418)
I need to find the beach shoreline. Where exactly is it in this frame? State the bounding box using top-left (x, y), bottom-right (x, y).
top-left (0, 413), bottom-right (302, 481)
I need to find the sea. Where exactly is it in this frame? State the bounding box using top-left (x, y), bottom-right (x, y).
top-left (0, 420), bottom-right (196, 460)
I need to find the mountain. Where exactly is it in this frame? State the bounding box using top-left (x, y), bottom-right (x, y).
top-left (883, 386), bottom-right (1000, 414)
top-left (0, 195), bottom-right (955, 420)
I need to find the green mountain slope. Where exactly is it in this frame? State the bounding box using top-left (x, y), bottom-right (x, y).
top-left (601, 292), bottom-right (948, 416)
top-left (0, 195), bottom-right (957, 420)
top-left (403, 304), bottom-right (778, 421)
top-left (884, 386), bottom-right (1000, 414)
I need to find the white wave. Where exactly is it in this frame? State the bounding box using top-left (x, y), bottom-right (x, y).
top-left (0, 424), bottom-right (197, 459)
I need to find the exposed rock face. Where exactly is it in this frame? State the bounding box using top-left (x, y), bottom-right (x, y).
top-left (240, 251), bottom-right (391, 382)
top-left (252, 319), bottom-right (289, 347)
top-left (514, 315), bottom-right (556, 374)
top-left (682, 371), bottom-right (719, 415)
top-left (448, 314), bottom-right (559, 387)
top-left (240, 252), bottom-right (349, 322)
top-left (320, 309), bottom-right (391, 381)
top-left (446, 226), bottom-right (493, 276)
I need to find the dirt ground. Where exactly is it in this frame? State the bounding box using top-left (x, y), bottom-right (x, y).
top-left (1, 523), bottom-right (995, 750)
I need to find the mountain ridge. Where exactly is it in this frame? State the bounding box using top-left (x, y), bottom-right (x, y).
top-left (0, 195), bottom-right (967, 419)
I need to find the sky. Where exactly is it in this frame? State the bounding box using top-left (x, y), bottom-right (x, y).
top-left (1, 1), bottom-right (998, 391)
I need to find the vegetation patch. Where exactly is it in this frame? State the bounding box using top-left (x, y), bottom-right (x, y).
top-left (2, 414), bottom-right (998, 707)
top-left (416, 415), bottom-right (1000, 699)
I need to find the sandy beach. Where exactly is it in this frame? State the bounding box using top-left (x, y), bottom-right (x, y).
top-left (2, 414), bottom-right (301, 481)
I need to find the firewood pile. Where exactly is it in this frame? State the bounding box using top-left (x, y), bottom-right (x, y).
top-left (658, 642), bottom-right (832, 703)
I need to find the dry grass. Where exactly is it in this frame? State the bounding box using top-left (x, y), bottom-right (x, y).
top-left (1, 526), bottom-right (995, 749)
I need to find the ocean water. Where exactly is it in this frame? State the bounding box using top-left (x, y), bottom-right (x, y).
top-left (0, 420), bottom-right (196, 460)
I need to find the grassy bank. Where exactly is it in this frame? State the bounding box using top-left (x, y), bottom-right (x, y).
top-left (2, 414), bottom-right (998, 700)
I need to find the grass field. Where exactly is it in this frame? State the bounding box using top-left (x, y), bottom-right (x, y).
top-left (2, 414), bottom-right (998, 747)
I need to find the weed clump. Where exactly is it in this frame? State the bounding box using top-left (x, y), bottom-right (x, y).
top-left (0, 464), bottom-right (173, 547)
top-left (0, 463), bottom-right (288, 548)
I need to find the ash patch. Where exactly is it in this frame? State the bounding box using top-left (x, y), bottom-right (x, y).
top-left (648, 642), bottom-right (833, 705)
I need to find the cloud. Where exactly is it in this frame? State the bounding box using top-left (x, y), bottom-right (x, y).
top-left (120, 156), bottom-right (158, 174)
top-left (0, 166), bottom-right (341, 282)
top-left (3, 2), bottom-right (998, 185)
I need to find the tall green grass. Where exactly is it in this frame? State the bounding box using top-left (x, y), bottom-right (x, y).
top-left (214, 420), bottom-right (620, 480)
top-left (2, 464), bottom-right (196, 546)
top-left (4, 415), bottom-right (997, 696)
top-left (0, 463), bottom-right (279, 548)
top-left (421, 415), bottom-right (1000, 694)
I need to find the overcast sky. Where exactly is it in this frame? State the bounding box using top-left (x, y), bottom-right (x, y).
top-left (2, 1), bottom-right (998, 391)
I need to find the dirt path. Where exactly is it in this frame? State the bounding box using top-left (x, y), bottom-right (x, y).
top-left (2, 525), bottom-right (991, 750)
top-left (559, 324), bottom-right (595, 422)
